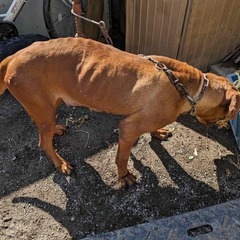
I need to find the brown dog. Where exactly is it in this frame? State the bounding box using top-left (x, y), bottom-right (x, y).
top-left (1, 37), bottom-right (240, 187)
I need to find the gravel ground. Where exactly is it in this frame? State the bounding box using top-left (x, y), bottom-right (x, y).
top-left (1, 91), bottom-right (240, 239)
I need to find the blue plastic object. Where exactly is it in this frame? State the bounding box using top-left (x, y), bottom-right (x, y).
top-left (227, 73), bottom-right (240, 150)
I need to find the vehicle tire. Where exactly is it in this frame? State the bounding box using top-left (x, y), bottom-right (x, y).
top-left (0, 34), bottom-right (49, 61)
top-left (43, 0), bottom-right (103, 40)
top-left (0, 22), bottom-right (18, 42)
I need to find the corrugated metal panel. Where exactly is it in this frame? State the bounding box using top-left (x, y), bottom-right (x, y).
top-left (178, 0), bottom-right (240, 71)
top-left (125, 0), bottom-right (188, 58)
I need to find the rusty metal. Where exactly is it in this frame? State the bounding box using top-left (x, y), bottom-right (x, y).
top-left (72, 0), bottom-right (84, 37)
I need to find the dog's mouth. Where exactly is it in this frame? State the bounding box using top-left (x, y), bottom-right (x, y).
top-left (197, 117), bottom-right (230, 129)
top-left (215, 119), bottom-right (230, 129)
top-left (196, 117), bottom-right (214, 126)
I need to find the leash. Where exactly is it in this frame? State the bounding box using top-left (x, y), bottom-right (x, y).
top-left (71, 9), bottom-right (113, 45)
top-left (144, 56), bottom-right (209, 116)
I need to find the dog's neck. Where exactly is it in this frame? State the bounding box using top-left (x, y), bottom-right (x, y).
top-left (147, 55), bottom-right (207, 116)
top-left (149, 55), bottom-right (204, 97)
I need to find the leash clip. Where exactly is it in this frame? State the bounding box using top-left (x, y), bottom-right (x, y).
top-left (71, 9), bottom-right (113, 45)
top-left (156, 62), bottom-right (167, 70)
top-left (98, 21), bottom-right (113, 45)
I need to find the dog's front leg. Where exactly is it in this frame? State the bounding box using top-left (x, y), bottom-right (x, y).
top-left (151, 128), bottom-right (172, 140)
top-left (115, 118), bottom-right (143, 187)
top-left (116, 138), bottom-right (137, 187)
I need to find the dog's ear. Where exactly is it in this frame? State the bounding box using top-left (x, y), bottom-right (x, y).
top-left (226, 90), bottom-right (240, 119)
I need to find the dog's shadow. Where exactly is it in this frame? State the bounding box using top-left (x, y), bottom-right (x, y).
top-left (0, 92), bottom-right (122, 197)
top-left (12, 137), bottom-right (237, 239)
top-left (177, 115), bottom-right (236, 150)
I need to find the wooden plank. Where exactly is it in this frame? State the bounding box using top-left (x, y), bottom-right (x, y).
top-left (178, 0), bottom-right (240, 71)
top-left (125, 0), bottom-right (188, 58)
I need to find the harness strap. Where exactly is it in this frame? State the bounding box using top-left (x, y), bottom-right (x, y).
top-left (145, 56), bottom-right (209, 116)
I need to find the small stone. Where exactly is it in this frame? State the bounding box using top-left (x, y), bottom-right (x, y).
top-left (188, 155), bottom-right (194, 160)
top-left (3, 217), bottom-right (12, 222)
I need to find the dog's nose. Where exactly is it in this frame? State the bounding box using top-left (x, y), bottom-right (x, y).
top-left (206, 122), bottom-right (215, 127)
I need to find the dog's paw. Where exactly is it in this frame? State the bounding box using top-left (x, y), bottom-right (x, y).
top-left (151, 128), bottom-right (173, 140)
top-left (119, 171), bottom-right (137, 188)
top-left (54, 125), bottom-right (69, 136)
top-left (57, 161), bottom-right (73, 175)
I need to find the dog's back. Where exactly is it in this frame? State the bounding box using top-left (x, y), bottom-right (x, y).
top-left (1, 38), bottom-right (167, 116)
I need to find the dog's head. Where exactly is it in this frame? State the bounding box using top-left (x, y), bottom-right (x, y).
top-left (195, 73), bottom-right (240, 127)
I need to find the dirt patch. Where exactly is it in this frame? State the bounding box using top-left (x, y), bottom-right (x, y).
top-left (1, 91), bottom-right (240, 239)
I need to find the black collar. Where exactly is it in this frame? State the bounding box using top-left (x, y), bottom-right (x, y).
top-left (144, 56), bottom-right (209, 116)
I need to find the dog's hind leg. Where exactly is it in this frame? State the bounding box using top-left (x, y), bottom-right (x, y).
top-left (36, 112), bottom-right (73, 175)
top-left (37, 121), bottom-right (73, 175)
top-left (17, 99), bottom-right (73, 175)
top-left (54, 125), bottom-right (69, 136)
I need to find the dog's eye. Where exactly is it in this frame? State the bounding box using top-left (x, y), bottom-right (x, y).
top-left (221, 101), bottom-right (230, 114)
top-left (222, 100), bottom-right (230, 108)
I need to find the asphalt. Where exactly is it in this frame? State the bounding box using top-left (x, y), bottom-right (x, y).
top-left (85, 198), bottom-right (240, 239)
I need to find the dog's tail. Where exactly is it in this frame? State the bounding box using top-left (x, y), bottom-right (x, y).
top-left (0, 59), bottom-right (8, 96)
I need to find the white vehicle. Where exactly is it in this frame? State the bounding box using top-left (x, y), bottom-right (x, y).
top-left (0, 0), bottom-right (104, 41)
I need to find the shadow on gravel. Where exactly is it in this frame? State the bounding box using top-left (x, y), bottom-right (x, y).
top-left (177, 114), bottom-right (237, 151)
top-left (1, 92), bottom-right (240, 238)
top-left (0, 91), bottom-right (120, 197)
top-left (12, 139), bottom-right (238, 239)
